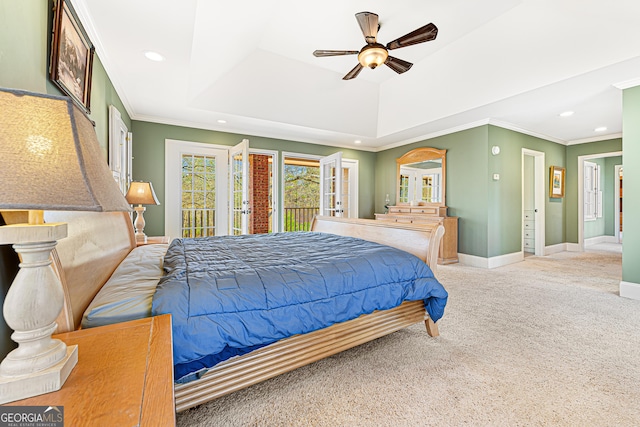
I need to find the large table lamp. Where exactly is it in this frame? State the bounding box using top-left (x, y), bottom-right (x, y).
top-left (0, 88), bottom-right (131, 403)
top-left (125, 181), bottom-right (160, 244)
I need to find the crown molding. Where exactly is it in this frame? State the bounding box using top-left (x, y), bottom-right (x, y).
top-left (613, 77), bottom-right (640, 90)
top-left (566, 133), bottom-right (623, 145)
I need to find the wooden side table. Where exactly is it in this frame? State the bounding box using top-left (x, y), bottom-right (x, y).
top-left (138, 236), bottom-right (170, 246)
top-left (4, 315), bottom-right (175, 426)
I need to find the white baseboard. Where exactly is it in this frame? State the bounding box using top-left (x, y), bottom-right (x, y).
top-left (457, 253), bottom-right (488, 268)
top-left (585, 235), bottom-right (617, 246)
top-left (545, 243), bottom-right (568, 255)
top-left (458, 251), bottom-right (523, 269)
top-left (565, 243), bottom-right (582, 252)
top-left (620, 281), bottom-right (640, 300)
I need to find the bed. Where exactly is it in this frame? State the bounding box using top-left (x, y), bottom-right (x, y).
top-left (29, 211), bottom-right (446, 412)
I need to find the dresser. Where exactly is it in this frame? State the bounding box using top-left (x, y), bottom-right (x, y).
top-left (375, 205), bottom-right (458, 264)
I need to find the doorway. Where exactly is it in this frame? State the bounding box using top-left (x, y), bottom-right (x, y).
top-left (615, 166), bottom-right (623, 243)
top-left (577, 151), bottom-right (623, 250)
top-left (522, 149), bottom-right (546, 256)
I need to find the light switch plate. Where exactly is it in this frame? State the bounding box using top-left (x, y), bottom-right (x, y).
top-left (493, 173), bottom-right (500, 180)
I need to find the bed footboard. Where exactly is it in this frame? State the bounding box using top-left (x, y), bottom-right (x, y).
top-left (174, 300), bottom-right (428, 412)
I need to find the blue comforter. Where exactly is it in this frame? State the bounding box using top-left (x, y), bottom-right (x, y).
top-left (152, 232), bottom-right (448, 382)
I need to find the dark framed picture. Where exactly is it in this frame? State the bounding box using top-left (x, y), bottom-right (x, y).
top-left (49, 0), bottom-right (94, 112)
top-left (549, 166), bottom-right (565, 198)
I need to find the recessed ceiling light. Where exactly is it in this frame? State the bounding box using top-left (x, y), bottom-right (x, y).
top-left (217, 119), bottom-right (227, 124)
top-left (354, 140), bottom-right (362, 144)
top-left (559, 111), bottom-right (574, 117)
top-left (594, 126), bottom-right (607, 132)
top-left (143, 51), bottom-right (165, 62)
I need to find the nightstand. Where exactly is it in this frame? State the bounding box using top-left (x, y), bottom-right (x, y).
top-left (5, 315), bottom-right (175, 426)
top-left (138, 236), bottom-right (170, 246)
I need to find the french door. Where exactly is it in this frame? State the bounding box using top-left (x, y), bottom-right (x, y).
top-left (319, 152), bottom-right (343, 217)
top-left (229, 139), bottom-right (249, 235)
top-left (165, 140), bottom-right (229, 239)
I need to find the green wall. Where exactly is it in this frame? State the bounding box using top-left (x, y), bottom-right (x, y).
top-left (131, 121), bottom-right (376, 237)
top-left (622, 86), bottom-right (640, 286)
top-left (0, 0), bottom-right (131, 359)
top-left (486, 126), bottom-right (566, 256)
top-left (0, 0), bottom-right (131, 154)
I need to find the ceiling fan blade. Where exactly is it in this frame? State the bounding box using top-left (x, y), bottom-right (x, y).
top-left (343, 63), bottom-right (364, 80)
top-left (385, 56), bottom-right (413, 74)
top-left (386, 23), bottom-right (438, 50)
top-left (355, 11), bottom-right (379, 44)
top-left (313, 50), bottom-right (359, 57)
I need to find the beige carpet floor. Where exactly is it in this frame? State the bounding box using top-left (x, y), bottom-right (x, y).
top-left (177, 248), bottom-right (640, 426)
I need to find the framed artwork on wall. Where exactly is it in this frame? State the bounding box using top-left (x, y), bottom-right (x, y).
top-left (49, 0), bottom-right (95, 112)
top-left (549, 166), bottom-right (565, 198)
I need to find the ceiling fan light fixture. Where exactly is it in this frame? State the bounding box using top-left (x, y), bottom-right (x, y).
top-left (358, 44), bottom-right (388, 69)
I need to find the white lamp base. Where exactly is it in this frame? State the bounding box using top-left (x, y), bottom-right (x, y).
top-left (133, 205), bottom-right (148, 244)
top-left (0, 222), bottom-right (77, 404)
top-left (0, 345), bottom-right (77, 404)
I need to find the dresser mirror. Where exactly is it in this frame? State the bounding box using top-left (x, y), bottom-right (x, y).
top-left (396, 147), bottom-right (446, 206)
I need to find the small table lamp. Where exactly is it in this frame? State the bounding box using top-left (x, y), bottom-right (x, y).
top-left (0, 88), bottom-right (131, 403)
top-left (125, 181), bottom-right (160, 244)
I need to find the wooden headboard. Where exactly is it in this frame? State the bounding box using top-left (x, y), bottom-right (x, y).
top-left (311, 216), bottom-right (444, 274)
top-left (44, 211), bottom-right (136, 333)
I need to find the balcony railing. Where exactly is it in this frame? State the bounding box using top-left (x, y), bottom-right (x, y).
top-left (181, 207), bottom-right (320, 235)
top-left (284, 207), bottom-right (319, 232)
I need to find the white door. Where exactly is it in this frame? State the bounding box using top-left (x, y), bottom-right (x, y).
top-left (320, 152), bottom-right (343, 217)
top-left (165, 140), bottom-right (229, 239)
top-left (229, 139), bottom-right (250, 235)
top-left (108, 105), bottom-right (132, 194)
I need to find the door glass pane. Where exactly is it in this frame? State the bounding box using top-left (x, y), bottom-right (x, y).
top-left (283, 157), bottom-right (320, 231)
top-left (341, 167), bottom-right (350, 217)
top-left (181, 154), bottom-right (216, 238)
top-left (231, 151), bottom-right (243, 235)
top-left (322, 161), bottom-right (337, 216)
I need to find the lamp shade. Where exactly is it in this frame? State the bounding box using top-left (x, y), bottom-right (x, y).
top-left (358, 43), bottom-right (388, 69)
top-left (0, 88), bottom-right (131, 212)
top-left (125, 181), bottom-right (160, 206)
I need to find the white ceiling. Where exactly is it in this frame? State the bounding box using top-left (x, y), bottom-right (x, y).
top-left (73, 0), bottom-right (640, 151)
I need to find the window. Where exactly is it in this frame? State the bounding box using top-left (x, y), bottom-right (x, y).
top-left (584, 161), bottom-right (602, 221)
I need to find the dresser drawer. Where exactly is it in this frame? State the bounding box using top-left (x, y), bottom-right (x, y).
top-left (523, 230), bottom-right (535, 239)
top-left (523, 220), bottom-right (535, 230)
top-left (389, 207), bottom-right (411, 213)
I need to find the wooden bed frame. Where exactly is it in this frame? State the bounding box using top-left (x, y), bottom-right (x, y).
top-left (37, 211), bottom-right (445, 413)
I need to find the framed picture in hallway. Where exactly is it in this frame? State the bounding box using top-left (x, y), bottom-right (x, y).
top-left (549, 166), bottom-right (565, 198)
top-left (49, 0), bottom-right (95, 112)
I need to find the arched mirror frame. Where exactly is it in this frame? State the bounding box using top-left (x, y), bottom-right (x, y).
top-left (396, 147), bottom-right (447, 206)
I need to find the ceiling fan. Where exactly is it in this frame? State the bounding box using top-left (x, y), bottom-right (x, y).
top-left (313, 11), bottom-right (438, 80)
